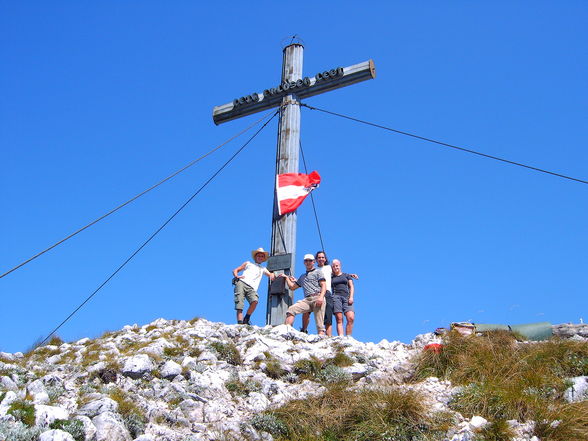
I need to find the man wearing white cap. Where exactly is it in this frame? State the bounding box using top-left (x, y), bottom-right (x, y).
top-left (232, 248), bottom-right (275, 325)
top-left (282, 253), bottom-right (327, 335)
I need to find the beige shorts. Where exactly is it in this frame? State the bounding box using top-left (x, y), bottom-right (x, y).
top-left (234, 280), bottom-right (259, 310)
top-left (286, 295), bottom-right (326, 333)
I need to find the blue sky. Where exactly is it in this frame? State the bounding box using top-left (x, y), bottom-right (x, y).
top-left (2, 2), bottom-right (587, 353)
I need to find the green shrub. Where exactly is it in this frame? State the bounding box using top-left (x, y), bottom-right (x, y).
top-left (263, 358), bottom-right (286, 379)
top-left (250, 414), bottom-right (288, 437)
top-left (317, 364), bottom-right (352, 385)
top-left (124, 412), bottom-right (146, 438)
top-left (163, 346), bottom-right (183, 358)
top-left (293, 356), bottom-right (324, 379)
top-left (0, 421), bottom-right (42, 441)
top-left (225, 376), bottom-right (261, 397)
top-left (109, 387), bottom-right (146, 437)
top-left (209, 341), bottom-right (242, 366)
top-left (293, 355), bottom-right (351, 385)
top-left (328, 350), bottom-right (354, 367)
top-left (50, 419), bottom-right (85, 441)
top-left (7, 400), bottom-right (36, 427)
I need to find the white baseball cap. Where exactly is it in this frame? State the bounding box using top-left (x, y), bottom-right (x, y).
top-left (303, 254), bottom-right (315, 261)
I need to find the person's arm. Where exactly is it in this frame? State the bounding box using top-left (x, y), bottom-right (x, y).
top-left (263, 268), bottom-right (275, 281)
top-left (232, 262), bottom-right (248, 278)
top-left (316, 279), bottom-right (326, 306)
top-left (349, 273), bottom-right (359, 280)
top-left (281, 274), bottom-right (299, 290)
top-left (348, 278), bottom-right (355, 305)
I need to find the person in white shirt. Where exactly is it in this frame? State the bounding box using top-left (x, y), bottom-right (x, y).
top-left (232, 247), bottom-right (275, 324)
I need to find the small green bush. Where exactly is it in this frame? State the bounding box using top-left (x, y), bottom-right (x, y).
top-left (0, 421), bottom-right (42, 441)
top-left (225, 376), bottom-right (261, 397)
top-left (163, 346), bottom-right (183, 358)
top-left (293, 356), bottom-right (323, 379)
top-left (263, 358), bottom-right (286, 379)
top-left (124, 412), bottom-right (146, 438)
top-left (50, 419), bottom-right (85, 441)
top-left (250, 413), bottom-right (288, 437)
top-left (109, 387), bottom-right (146, 437)
top-left (328, 350), bottom-right (354, 368)
top-left (209, 341), bottom-right (242, 366)
top-left (317, 364), bottom-right (352, 385)
top-left (7, 400), bottom-right (36, 427)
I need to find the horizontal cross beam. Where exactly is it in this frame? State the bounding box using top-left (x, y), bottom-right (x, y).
top-left (212, 60), bottom-right (376, 125)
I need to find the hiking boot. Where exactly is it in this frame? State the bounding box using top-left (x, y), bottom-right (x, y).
top-left (237, 320), bottom-right (244, 324)
top-left (299, 327), bottom-right (308, 334)
top-left (243, 316), bottom-right (250, 325)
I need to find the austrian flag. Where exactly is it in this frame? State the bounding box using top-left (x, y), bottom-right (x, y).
top-left (276, 171), bottom-right (321, 216)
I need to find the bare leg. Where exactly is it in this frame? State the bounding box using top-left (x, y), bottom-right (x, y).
top-left (236, 309), bottom-right (243, 322)
top-left (335, 312), bottom-right (344, 336)
top-left (246, 301), bottom-right (258, 316)
top-left (326, 324), bottom-right (332, 337)
top-left (285, 313), bottom-right (295, 326)
top-left (345, 311), bottom-right (355, 335)
top-left (301, 312), bottom-right (310, 331)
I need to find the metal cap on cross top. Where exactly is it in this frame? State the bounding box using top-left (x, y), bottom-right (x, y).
top-left (212, 43), bottom-right (376, 326)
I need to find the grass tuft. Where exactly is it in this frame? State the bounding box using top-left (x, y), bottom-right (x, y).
top-left (7, 400), bottom-right (36, 427)
top-left (50, 419), bottom-right (85, 441)
top-left (474, 419), bottom-right (515, 441)
top-left (109, 387), bottom-right (146, 438)
top-left (209, 341), bottom-right (242, 366)
top-left (412, 330), bottom-right (588, 437)
top-left (261, 386), bottom-right (438, 441)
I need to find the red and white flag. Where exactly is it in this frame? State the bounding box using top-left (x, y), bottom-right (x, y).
top-left (276, 171), bottom-right (321, 216)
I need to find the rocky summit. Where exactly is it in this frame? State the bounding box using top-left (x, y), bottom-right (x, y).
top-left (0, 319), bottom-right (586, 441)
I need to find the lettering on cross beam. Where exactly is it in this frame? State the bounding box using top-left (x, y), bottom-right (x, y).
top-left (233, 67), bottom-right (344, 108)
top-left (213, 60), bottom-right (375, 125)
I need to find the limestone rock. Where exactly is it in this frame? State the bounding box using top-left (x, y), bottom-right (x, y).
top-left (122, 354), bottom-right (154, 379)
top-left (92, 411), bottom-right (132, 441)
top-left (39, 429), bottom-right (75, 441)
top-left (34, 404), bottom-right (69, 427)
top-left (160, 360), bottom-right (182, 380)
top-left (0, 376), bottom-right (18, 391)
top-left (564, 376), bottom-right (588, 402)
top-left (78, 397), bottom-right (118, 418)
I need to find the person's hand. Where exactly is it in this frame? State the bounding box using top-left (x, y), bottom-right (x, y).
top-left (350, 273), bottom-right (359, 279)
top-left (348, 298), bottom-right (354, 305)
top-left (235, 275), bottom-right (244, 279)
top-left (316, 297), bottom-right (324, 307)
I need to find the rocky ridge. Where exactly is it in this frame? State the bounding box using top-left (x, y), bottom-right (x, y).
top-left (0, 318), bottom-right (586, 441)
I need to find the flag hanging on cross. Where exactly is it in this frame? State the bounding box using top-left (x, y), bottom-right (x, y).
top-left (276, 171), bottom-right (321, 215)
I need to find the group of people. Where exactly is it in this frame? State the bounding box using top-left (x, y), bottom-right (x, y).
top-left (232, 248), bottom-right (356, 336)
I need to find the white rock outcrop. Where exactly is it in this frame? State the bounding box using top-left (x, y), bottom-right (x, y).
top-left (0, 318), bottom-right (583, 441)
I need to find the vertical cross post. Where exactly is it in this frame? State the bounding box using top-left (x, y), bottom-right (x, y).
top-left (266, 43), bottom-right (303, 326)
top-left (212, 42), bottom-right (375, 328)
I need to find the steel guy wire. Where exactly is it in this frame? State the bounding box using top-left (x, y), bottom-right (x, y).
top-left (301, 103), bottom-right (588, 186)
top-left (40, 110), bottom-right (279, 344)
top-left (1, 110), bottom-right (277, 280)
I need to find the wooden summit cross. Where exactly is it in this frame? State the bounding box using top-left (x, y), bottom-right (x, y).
top-left (212, 41), bottom-right (376, 326)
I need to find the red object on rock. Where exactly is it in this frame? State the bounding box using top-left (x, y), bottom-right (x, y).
top-left (423, 343), bottom-right (443, 354)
